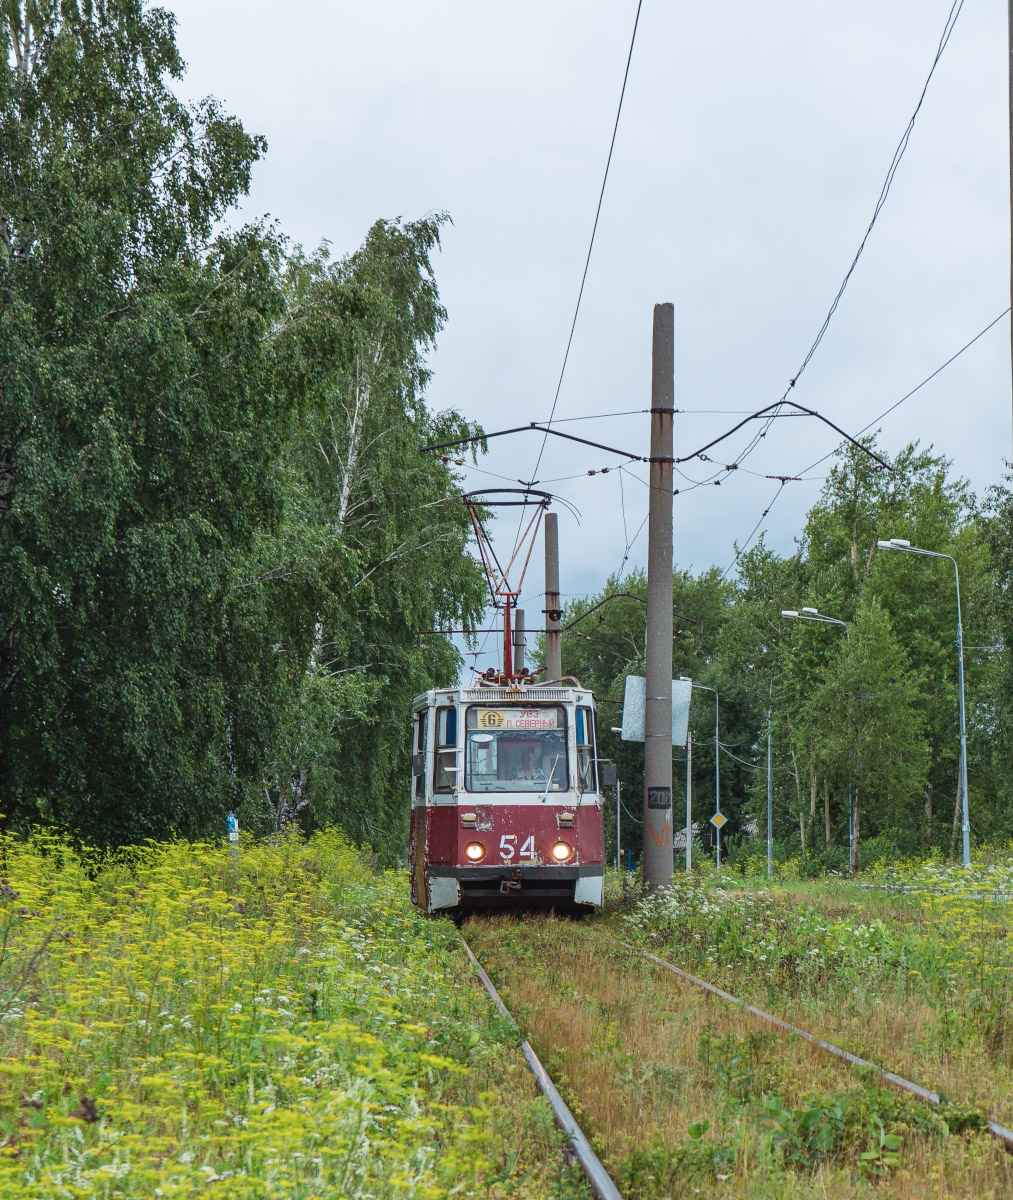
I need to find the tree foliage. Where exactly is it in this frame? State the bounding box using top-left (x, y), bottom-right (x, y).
top-left (553, 439), bottom-right (1007, 869)
top-left (0, 0), bottom-right (485, 858)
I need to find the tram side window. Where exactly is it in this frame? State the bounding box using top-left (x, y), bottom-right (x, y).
top-left (413, 711), bottom-right (428, 799)
top-left (576, 706), bottom-right (597, 793)
top-left (434, 707), bottom-right (458, 793)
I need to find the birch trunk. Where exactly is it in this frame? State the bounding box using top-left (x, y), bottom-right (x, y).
top-left (824, 778), bottom-right (831, 846)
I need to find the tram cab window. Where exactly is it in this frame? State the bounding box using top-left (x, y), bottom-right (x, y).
top-left (434, 707), bottom-right (458, 793)
top-left (576, 706), bottom-right (597, 793)
top-left (413, 711), bottom-right (428, 799)
top-left (465, 706), bottom-right (568, 793)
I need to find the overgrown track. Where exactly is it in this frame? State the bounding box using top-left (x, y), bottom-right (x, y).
top-left (464, 913), bottom-right (1013, 1198)
top-left (461, 935), bottom-right (623, 1200)
top-left (631, 941), bottom-right (1013, 1151)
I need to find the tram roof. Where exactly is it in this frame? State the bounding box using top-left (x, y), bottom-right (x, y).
top-left (412, 684), bottom-right (595, 710)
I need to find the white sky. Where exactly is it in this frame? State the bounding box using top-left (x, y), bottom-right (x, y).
top-left (167, 0), bottom-right (1010, 674)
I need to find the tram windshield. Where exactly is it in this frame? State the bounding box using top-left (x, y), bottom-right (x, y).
top-left (465, 706), bottom-right (568, 793)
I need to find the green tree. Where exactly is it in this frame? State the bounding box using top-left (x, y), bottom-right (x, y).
top-left (808, 598), bottom-right (929, 869)
top-left (0, 1), bottom-right (486, 857)
top-left (1, 0), bottom-right (276, 839)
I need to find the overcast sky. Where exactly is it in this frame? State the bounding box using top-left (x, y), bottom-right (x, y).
top-left (167, 0), bottom-right (1010, 674)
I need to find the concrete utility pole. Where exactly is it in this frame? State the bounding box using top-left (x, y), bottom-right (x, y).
top-left (643, 302), bottom-right (675, 890)
top-left (513, 609), bottom-right (525, 673)
top-left (544, 513), bottom-right (562, 682)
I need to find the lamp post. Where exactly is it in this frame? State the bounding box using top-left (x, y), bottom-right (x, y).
top-left (781, 608), bottom-right (852, 868)
top-left (684, 679), bottom-right (720, 868)
top-left (766, 673), bottom-right (773, 880)
top-left (876, 538), bottom-right (970, 867)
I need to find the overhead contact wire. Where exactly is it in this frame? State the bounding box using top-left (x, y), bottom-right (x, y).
top-left (718, 0), bottom-right (967, 576)
top-left (529, 0), bottom-right (644, 482)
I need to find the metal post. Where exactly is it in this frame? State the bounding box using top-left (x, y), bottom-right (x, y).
top-left (513, 608), bottom-right (525, 673)
top-left (643, 303), bottom-right (675, 891)
top-left (766, 715), bottom-right (773, 880)
top-left (954, 561), bottom-right (971, 866)
top-left (876, 541), bottom-right (971, 868)
top-left (503, 599), bottom-right (513, 677)
top-left (714, 691), bottom-right (720, 869)
top-left (685, 730), bottom-right (693, 873)
top-left (544, 513), bottom-right (562, 682)
top-left (688, 681), bottom-right (720, 868)
top-left (615, 779), bottom-right (621, 870)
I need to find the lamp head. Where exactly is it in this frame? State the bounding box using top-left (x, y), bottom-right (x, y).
top-left (801, 607), bottom-right (818, 615)
top-left (780, 610), bottom-right (799, 619)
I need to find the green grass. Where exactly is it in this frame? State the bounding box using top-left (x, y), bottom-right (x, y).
top-left (0, 830), bottom-right (588, 1198)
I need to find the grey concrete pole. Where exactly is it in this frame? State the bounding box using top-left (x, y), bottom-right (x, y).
top-left (643, 303), bottom-right (675, 891)
top-left (544, 513), bottom-right (562, 682)
top-left (513, 608), bottom-right (525, 674)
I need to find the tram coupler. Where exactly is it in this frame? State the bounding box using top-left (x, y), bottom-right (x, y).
top-left (499, 879), bottom-right (522, 894)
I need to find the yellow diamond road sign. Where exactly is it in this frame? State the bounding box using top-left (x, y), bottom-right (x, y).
top-left (710, 812), bottom-right (728, 830)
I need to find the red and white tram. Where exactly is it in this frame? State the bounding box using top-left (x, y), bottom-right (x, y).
top-left (409, 680), bottom-right (605, 913)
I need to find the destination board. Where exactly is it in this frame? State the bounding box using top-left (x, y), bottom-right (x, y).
top-left (476, 708), bottom-right (560, 731)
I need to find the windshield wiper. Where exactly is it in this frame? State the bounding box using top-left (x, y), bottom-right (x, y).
top-left (540, 753), bottom-right (562, 803)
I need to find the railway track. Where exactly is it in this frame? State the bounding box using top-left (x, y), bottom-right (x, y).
top-left (462, 915), bottom-right (1013, 1198)
top-left (461, 935), bottom-right (623, 1200)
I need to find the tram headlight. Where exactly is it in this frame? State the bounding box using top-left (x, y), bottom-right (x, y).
top-left (464, 841), bottom-right (486, 862)
top-left (550, 841), bottom-right (573, 862)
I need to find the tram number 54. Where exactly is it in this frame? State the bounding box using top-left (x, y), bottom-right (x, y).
top-left (499, 834), bottom-right (535, 861)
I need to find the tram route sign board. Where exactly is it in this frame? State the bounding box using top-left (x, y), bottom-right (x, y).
top-left (619, 676), bottom-right (692, 746)
top-left (476, 708), bottom-right (559, 731)
top-left (710, 811), bottom-right (728, 830)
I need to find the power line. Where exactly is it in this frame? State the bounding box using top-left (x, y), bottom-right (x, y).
top-left (722, 480), bottom-right (789, 578)
top-left (779, 0), bottom-right (966, 399)
top-left (724, 307), bottom-right (1010, 571)
top-left (529, 0), bottom-right (644, 481)
top-left (717, 0), bottom-right (969, 576)
top-left (797, 308), bottom-right (1010, 478)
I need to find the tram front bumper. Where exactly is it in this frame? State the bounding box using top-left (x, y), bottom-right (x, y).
top-left (427, 864), bottom-right (604, 909)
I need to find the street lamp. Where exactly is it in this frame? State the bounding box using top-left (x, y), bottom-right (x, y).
top-left (876, 537), bottom-right (970, 867)
top-left (683, 679), bottom-right (720, 869)
top-left (781, 607), bottom-right (853, 868)
top-left (780, 609), bottom-right (850, 644)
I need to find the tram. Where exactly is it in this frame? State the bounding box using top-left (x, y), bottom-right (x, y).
top-left (409, 673), bottom-right (605, 913)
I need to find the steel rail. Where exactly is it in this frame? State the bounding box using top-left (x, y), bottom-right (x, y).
top-left (461, 938), bottom-right (623, 1200)
top-left (621, 941), bottom-right (1013, 1148)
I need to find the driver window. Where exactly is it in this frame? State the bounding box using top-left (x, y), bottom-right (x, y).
top-left (434, 707), bottom-right (458, 793)
top-left (576, 706), bottom-right (597, 793)
top-left (414, 711), bottom-right (428, 799)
